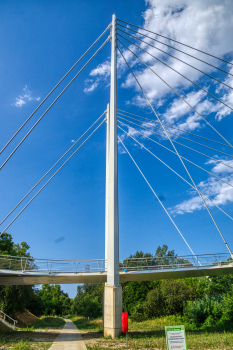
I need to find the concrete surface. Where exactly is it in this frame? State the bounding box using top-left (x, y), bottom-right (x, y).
top-left (49, 319), bottom-right (87, 350)
top-left (1, 263), bottom-right (233, 285)
top-left (104, 285), bottom-right (122, 338)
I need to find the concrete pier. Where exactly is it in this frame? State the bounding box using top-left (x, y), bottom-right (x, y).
top-left (104, 285), bottom-right (122, 338)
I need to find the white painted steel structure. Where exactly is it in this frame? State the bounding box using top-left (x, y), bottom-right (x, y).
top-left (107, 13), bottom-right (119, 287)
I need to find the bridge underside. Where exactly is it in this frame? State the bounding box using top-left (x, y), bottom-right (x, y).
top-left (1, 264), bottom-right (233, 285)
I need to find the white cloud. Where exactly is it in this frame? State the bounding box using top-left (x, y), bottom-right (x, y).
top-left (71, 139), bottom-right (75, 143)
top-left (13, 85), bottom-right (40, 107)
top-left (119, 0), bottom-right (233, 125)
top-left (15, 98), bottom-right (26, 107)
top-left (207, 159), bottom-right (233, 174)
top-left (83, 44), bottom-right (138, 94)
top-left (170, 159), bottom-right (233, 214)
top-left (83, 61), bottom-right (111, 94)
top-left (84, 79), bottom-right (100, 93)
top-left (90, 61), bottom-right (111, 77)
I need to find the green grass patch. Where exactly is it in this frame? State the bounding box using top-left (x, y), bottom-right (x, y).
top-left (0, 337), bottom-right (50, 349)
top-left (25, 316), bottom-right (65, 329)
top-left (77, 315), bottom-right (233, 350)
top-left (71, 316), bottom-right (103, 332)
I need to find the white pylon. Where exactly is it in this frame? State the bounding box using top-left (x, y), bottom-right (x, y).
top-left (106, 13), bottom-right (119, 287)
top-left (104, 14), bottom-right (122, 339)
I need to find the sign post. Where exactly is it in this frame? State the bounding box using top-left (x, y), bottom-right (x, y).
top-left (165, 325), bottom-right (187, 350)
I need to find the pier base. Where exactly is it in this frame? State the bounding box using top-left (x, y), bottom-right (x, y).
top-left (104, 285), bottom-right (122, 338)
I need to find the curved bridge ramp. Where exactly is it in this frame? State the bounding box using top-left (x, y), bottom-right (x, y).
top-left (0, 253), bottom-right (233, 285)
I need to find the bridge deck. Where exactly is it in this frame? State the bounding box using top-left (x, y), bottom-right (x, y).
top-left (1, 263), bottom-right (233, 285)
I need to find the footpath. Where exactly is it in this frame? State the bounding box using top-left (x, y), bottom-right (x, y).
top-left (49, 319), bottom-right (87, 350)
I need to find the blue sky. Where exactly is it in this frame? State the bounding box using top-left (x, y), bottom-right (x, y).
top-left (0, 0), bottom-right (233, 297)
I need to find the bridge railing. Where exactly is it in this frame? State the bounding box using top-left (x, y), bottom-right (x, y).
top-left (0, 254), bottom-right (106, 273)
top-left (119, 253), bottom-right (233, 272)
top-left (0, 253), bottom-right (232, 274)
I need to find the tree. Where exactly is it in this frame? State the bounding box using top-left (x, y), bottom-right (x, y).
top-left (73, 283), bottom-right (104, 317)
top-left (0, 233), bottom-right (31, 257)
top-left (122, 245), bottom-right (191, 271)
top-left (121, 245), bottom-right (191, 316)
top-left (154, 245), bottom-right (191, 267)
top-left (122, 280), bottom-right (158, 315)
top-left (144, 288), bottom-right (164, 318)
top-left (161, 279), bottom-right (196, 315)
top-left (36, 285), bottom-right (72, 316)
top-left (0, 233), bottom-right (35, 315)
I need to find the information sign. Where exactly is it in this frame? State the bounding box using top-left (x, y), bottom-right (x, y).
top-left (165, 325), bottom-right (187, 350)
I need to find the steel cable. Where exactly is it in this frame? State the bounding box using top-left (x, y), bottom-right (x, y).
top-left (119, 118), bottom-right (233, 169)
top-left (118, 32), bottom-right (233, 111)
top-left (117, 23), bottom-right (233, 77)
top-left (117, 115), bottom-right (233, 159)
top-left (118, 109), bottom-right (233, 150)
top-left (118, 134), bottom-right (201, 264)
top-left (0, 111), bottom-right (107, 226)
top-left (118, 39), bottom-right (232, 147)
top-left (118, 125), bottom-right (233, 222)
top-left (0, 118), bottom-right (106, 235)
top-left (118, 120), bottom-right (233, 188)
top-left (117, 45), bottom-right (233, 257)
top-left (117, 19), bottom-right (233, 66)
top-left (0, 24), bottom-right (111, 155)
top-left (0, 36), bottom-right (110, 170)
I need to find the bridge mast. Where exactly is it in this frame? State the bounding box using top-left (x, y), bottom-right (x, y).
top-left (104, 13), bottom-right (122, 338)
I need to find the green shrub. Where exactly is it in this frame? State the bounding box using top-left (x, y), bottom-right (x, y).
top-left (144, 288), bottom-right (164, 318)
top-left (221, 289), bottom-right (233, 321)
top-left (161, 279), bottom-right (196, 315)
top-left (130, 303), bottom-right (146, 322)
top-left (184, 295), bottom-right (223, 327)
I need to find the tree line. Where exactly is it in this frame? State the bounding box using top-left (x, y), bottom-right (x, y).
top-left (0, 233), bottom-right (72, 316)
top-left (73, 246), bottom-right (233, 329)
top-left (1, 233), bottom-right (233, 330)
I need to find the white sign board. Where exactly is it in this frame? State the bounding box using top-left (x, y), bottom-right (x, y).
top-left (165, 325), bottom-right (187, 350)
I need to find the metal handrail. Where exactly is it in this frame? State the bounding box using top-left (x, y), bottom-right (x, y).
top-left (0, 253), bottom-right (231, 274)
top-left (0, 310), bottom-right (18, 329)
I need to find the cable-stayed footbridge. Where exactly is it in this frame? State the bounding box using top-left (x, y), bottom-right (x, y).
top-left (0, 15), bottom-right (233, 337)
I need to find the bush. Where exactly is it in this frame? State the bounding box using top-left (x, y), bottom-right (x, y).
top-left (130, 303), bottom-right (146, 322)
top-left (184, 295), bottom-right (223, 327)
top-left (144, 288), bottom-right (164, 318)
top-left (221, 289), bottom-right (233, 322)
top-left (122, 281), bottom-right (157, 316)
top-left (161, 280), bottom-right (196, 315)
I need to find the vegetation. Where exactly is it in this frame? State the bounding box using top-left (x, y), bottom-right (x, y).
top-left (30, 284), bottom-right (72, 316)
top-left (0, 316), bottom-right (64, 349)
top-left (25, 316), bottom-right (65, 329)
top-left (73, 283), bottom-right (104, 318)
top-left (0, 233), bottom-right (73, 317)
top-left (1, 234), bottom-right (233, 349)
top-left (71, 245), bottom-right (233, 333)
top-left (0, 233), bottom-right (36, 315)
top-left (76, 316), bottom-right (233, 350)
top-left (72, 316), bottom-right (103, 332)
top-left (0, 338), bottom-right (51, 350)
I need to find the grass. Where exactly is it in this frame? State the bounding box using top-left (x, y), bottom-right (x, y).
top-left (0, 336), bottom-right (51, 349)
top-left (25, 316), bottom-right (66, 329)
top-left (0, 316), bottom-right (65, 349)
top-left (71, 316), bottom-right (103, 332)
top-left (73, 315), bottom-right (233, 350)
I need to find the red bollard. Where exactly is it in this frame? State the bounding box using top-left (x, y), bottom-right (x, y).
top-left (122, 312), bottom-right (128, 333)
top-left (122, 312), bottom-right (128, 349)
